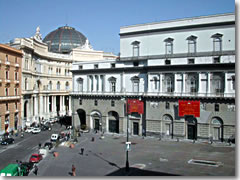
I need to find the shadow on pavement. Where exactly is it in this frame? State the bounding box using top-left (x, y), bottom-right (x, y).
top-left (106, 167), bottom-right (180, 176)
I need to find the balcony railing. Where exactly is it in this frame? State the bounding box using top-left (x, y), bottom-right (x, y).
top-left (70, 91), bottom-right (235, 98)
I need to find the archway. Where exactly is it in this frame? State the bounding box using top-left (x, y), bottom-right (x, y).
top-left (77, 109), bottom-right (86, 129)
top-left (211, 117), bottom-right (223, 142)
top-left (185, 116), bottom-right (197, 140)
top-left (108, 111), bottom-right (119, 133)
top-left (163, 114), bottom-right (173, 139)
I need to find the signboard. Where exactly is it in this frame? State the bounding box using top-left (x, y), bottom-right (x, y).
top-left (126, 142), bottom-right (131, 151)
top-left (178, 100), bottom-right (200, 117)
top-left (127, 99), bottom-right (144, 115)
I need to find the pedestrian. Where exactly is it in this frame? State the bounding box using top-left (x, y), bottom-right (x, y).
top-left (80, 147), bottom-right (84, 155)
top-left (33, 164), bottom-right (38, 176)
top-left (72, 164), bottom-right (76, 176)
top-left (39, 143), bottom-right (41, 149)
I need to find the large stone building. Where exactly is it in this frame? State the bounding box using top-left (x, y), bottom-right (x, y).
top-left (0, 44), bottom-right (22, 135)
top-left (71, 13), bottom-right (235, 142)
top-left (9, 25), bottom-right (116, 128)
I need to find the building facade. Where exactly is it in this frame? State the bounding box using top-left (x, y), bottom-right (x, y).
top-left (0, 44), bottom-right (22, 135)
top-left (9, 26), bottom-right (116, 128)
top-left (71, 13), bottom-right (235, 142)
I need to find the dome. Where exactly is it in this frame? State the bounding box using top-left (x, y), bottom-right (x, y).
top-left (43, 25), bottom-right (87, 54)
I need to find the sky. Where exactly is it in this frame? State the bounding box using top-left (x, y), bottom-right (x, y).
top-left (0, 0), bottom-right (235, 55)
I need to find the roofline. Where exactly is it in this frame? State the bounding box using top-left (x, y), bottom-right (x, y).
top-left (0, 44), bottom-right (23, 55)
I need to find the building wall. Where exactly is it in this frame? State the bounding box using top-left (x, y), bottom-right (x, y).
top-left (0, 44), bottom-right (22, 134)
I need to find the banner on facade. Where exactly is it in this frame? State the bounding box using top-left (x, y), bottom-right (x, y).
top-left (127, 99), bottom-right (144, 115)
top-left (178, 100), bottom-right (200, 117)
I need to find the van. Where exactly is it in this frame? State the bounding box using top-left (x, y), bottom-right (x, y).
top-left (0, 164), bottom-right (24, 176)
top-left (51, 134), bottom-right (59, 142)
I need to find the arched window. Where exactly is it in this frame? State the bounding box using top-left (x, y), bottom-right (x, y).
top-left (77, 78), bottom-right (83, 92)
top-left (211, 33), bottom-right (223, 52)
top-left (152, 77), bottom-right (159, 90)
top-left (131, 76), bottom-right (140, 92)
top-left (186, 35), bottom-right (197, 53)
top-left (212, 74), bottom-right (224, 93)
top-left (48, 81), bottom-right (52, 90)
top-left (131, 41), bottom-right (140, 57)
top-left (108, 77), bottom-right (116, 92)
top-left (65, 81), bottom-right (70, 91)
top-left (188, 75), bottom-right (197, 93)
top-left (164, 74), bottom-right (173, 92)
top-left (57, 81), bottom-right (61, 90)
top-left (164, 38), bottom-right (174, 55)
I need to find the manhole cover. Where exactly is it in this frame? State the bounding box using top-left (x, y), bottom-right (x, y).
top-left (188, 159), bottom-right (223, 167)
top-left (131, 163), bottom-right (146, 169)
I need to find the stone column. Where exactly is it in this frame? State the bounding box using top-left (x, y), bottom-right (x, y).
top-left (207, 72), bottom-right (211, 94)
top-left (198, 73), bottom-right (202, 93)
top-left (69, 96), bottom-right (72, 115)
top-left (224, 72), bottom-right (228, 93)
top-left (160, 73), bottom-right (163, 93)
top-left (63, 95), bottom-right (66, 115)
top-left (174, 73), bottom-right (177, 93)
top-left (182, 73), bottom-right (186, 93)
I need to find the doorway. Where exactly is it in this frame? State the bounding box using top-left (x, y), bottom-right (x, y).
top-left (94, 119), bottom-right (100, 131)
top-left (133, 122), bottom-right (139, 135)
top-left (186, 116), bottom-right (197, 140)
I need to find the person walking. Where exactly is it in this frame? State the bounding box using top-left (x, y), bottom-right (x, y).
top-left (33, 164), bottom-right (38, 176)
top-left (80, 147), bottom-right (84, 155)
top-left (72, 164), bottom-right (76, 176)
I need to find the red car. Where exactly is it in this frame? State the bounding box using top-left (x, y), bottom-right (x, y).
top-left (29, 154), bottom-right (43, 163)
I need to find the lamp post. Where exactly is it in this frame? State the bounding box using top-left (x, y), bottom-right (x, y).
top-left (126, 112), bottom-right (129, 172)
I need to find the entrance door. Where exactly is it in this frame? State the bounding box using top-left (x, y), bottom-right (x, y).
top-left (133, 122), bottom-right (139, 135)
top-left (109, 120), bottom-right (117, 133)
top-left (94, 119), bottom-right (100, 131)
top-left (188, 124), bottom-right (197, 140)
top-left (213, 127), bottom-right (220, 140)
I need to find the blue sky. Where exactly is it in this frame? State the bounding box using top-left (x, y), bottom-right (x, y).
top-left (0, 0), bottom-right (235, 55)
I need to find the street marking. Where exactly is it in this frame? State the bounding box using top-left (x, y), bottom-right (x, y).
top-left (131, 163), bottom-right (146, 169)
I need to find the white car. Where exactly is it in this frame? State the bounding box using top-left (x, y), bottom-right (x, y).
top-left (25, 127), bottom-right (34, 133)
top-left (32, 128), bottom-right (41, 134)
top-left (51, 134), bottom-right (59, 142)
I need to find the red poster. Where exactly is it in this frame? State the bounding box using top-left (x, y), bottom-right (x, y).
top-left (127, 99), bottom-right (144, 115)
top-left (178, 100), bottom-right (200, 117)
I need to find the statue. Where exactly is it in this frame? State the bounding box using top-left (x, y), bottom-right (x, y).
top-left (82, 39), bottom-right (93, 50)
top-left (34, 26), bottom-right (42, 41)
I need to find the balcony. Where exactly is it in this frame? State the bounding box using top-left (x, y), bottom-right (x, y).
top-left (70, 91), bottom-right (235, 99)
top-left (5, 61), bottom-right (10, 65)
top-left (5, 79), bottom-right (11, 83)
top-left (14, 80), bottom-right (19, 84)
top-left (15, 63), bottom-right (19, 67)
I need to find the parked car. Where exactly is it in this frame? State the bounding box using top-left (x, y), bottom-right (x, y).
top-left (41, 125), bottom-right (48, 131)
top-left (44, 142), bottom-right (53, 150)
top-left (1, 138), bottom-right (15, 145)
top-left (32, 128), bottom-right (41, 134)
top-left (227, 135), bottom-right (235, 144)
top-left (29, 154), bottom-right (43, 163)
top-left (25, 127), bottom-right (34, 133)
top-left (50, 134), bottom-right (59, 142)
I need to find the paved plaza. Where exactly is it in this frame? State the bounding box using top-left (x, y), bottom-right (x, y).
top-left (29, 132), bottom-right (235, 176)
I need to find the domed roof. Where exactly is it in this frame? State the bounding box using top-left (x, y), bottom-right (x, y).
top-left (43, 25), bottom-right (87, 54)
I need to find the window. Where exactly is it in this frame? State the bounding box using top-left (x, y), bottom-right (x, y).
top-left (108, 77), bottom-right (116, 92)
top-left (232, 76), bottom-right (235, 90)
top-left (111, 100), bottom-right (115, 107)
top-left (6, 103), bottom-right (8, 111)
top-left (101, 75), bottom-right (105, 92)
top-left (25, 58), bottom-right (28, 69)
top-left (186, 35), bottom-right (197, 54)
top-left (133, 61), bottom-right (139, 67)
top-left (131, 76), bottom-right (140, 93)
top-left (15, 72), bottom-right (18, 80)
top-left (164, 38), bottom-right (174, 55)
top-left (165, 76), bottom-right (173, 92)
top-left (78, 65), bottom-right (83, 70)
top-left (165, 102), bottom-right (170, 109)
top-left (95, 76), bottom-right (99, 91)
top-left (15, 57), bottom-right (17, 63)
top-left (188, 59), bottom-right (195, 64)
top-left (153, 77), bottom-right (158, 90)
top-left (15, 102), bottom-right (18, 109)
top-left (111, 63), bottom-right (115, 68)
top-left (213, 57), bottom-right (220, 63)
top-left (211, 33), bottom-right (223, 52)
top-left (15, 88), bottom-right (18, 96)
top-left (25, 78), bottom-right (28, 90)
top-left (65, 82), bottom-right (70, 91)
top-left (6, 55), bottom-right (8, 61)
top-left (77, 78), bottom-right (83, 92)
top-left (94, 100), bottom-right (98, 106)
top-left (212, 74), bottom-right (223, 93)
top-left (5, 88), bottom-right (8, 96)
top-left (94, 64), bottom-right (98, 69)
top-left (215, 104), bottom-right (219, 112)
top-left (189, 76), bottom-right (197, 93)
top-left (131, 41), bottom-right (140, 57)
top-left (6, 71), bottom-right (9, 79)
top-left (57, 81), bottom-right (61, 90)
top-left (165, 59), bottom-right (171, 65)
top-left (48, 81), bottom-right (52, 90)
top-left (79, 99), bottom-right (82, 105)
top-left (89, 76), bottom-right (93, 91)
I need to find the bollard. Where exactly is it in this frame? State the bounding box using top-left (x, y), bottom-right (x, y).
top-left (53, 152), bottom-right (59, 157)
top-left (92, 137), bottom-right (95, 142)
top-left (70, 144), bottom-right (75, 149)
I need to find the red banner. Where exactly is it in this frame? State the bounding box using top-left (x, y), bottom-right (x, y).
top-left (127, 99), bottom-right (144, 115)
top-left (178, 100), bottom-right (200, 117)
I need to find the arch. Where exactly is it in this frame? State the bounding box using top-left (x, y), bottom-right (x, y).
top-left (57, 81), bottom-right (61, 90)
top-left (65, 81), bottom-right (70, 91)
top-left (77, 109), bottom-right (86, 129)
top-left (211, 116), bottom-right (224, 142)
top-left (162, 114), bottom-right (174, 139)
top-left (108, 111), bottom-right (119, 133)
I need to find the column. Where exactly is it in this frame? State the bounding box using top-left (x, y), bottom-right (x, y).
top-left (160, 73), bottom-right (163, 93)
top-left (147, 73), bottom-right (150, 93)
top-left (182, 73), bottom-right (186, 93)
top-left (122, 72), bottom-right (125, 92)
top-left (174, 73), bottom-right (177, 93)
top-left (63, 95), bottom-right (66, 114)
top-left (224, 72), bottom-right (228, 93)
top-left (46, 96), bottom-right (49, 114)
top-left (93, 76), bottom-right (96, 91)
top-left (69, 96), bottom-right (72, 115)
top-left (39, 95), bottom-right (43, 116)
top-left (207, 72), bottom-right (211, 94)
top-left (198, 73), bottom-right (202, 93)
